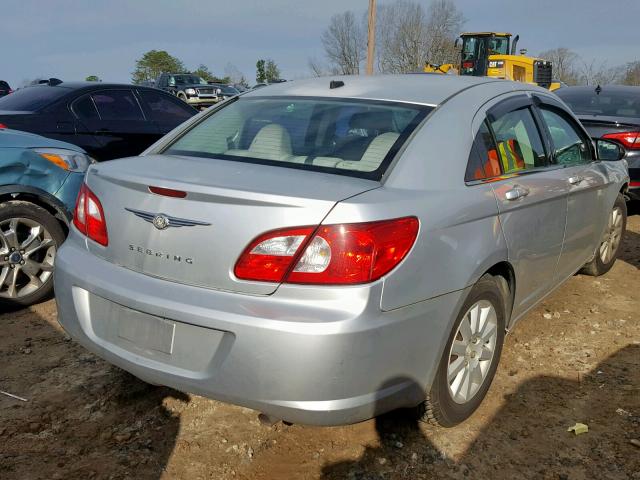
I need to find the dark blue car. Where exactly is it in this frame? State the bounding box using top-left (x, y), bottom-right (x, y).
top-left (0, 128), bottom-right (90, 306)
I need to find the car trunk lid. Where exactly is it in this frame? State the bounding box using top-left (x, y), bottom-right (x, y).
top-left (84, 154), bottom-right (379, 295)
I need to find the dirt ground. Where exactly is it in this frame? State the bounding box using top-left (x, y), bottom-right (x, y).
top-left (1, 214), bottom-right (639, 480)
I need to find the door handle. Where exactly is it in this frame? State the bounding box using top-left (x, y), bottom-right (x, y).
top-left (505, 186), bottom-right (530, 201)
top-left (568, 176), bottom-right (584, 185)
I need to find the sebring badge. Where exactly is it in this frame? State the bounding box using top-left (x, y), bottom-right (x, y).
top-left (125, 208), bottom-right (211, 230)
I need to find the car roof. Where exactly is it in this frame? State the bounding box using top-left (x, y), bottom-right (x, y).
top-left (23, 82), bottom-right (161, 91)
top-left (243, 74), bottom-right (513, 106)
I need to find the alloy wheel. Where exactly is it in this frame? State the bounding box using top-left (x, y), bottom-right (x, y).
top-left (0, 217), bottom-right (56, 299)
top-left (599, 206), bottom-right (624, 264)
top-left (447, 300), bottom-right (498, 404)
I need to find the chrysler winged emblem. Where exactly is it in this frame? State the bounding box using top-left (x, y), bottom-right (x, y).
top-left (125, 208), bottom-right (211, 230)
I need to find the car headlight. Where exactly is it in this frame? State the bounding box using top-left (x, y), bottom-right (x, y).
top-left (185, 88), bottom-right (196, 95)
top-left (33, 148), bottom-right (94, 172)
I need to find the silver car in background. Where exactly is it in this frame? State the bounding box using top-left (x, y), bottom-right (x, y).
top-left (55, 75), bottom-right (629, 426)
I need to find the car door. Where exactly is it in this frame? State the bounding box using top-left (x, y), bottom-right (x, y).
top-left (136, 88), bottom-right (197, 135)
top-left (485, 96), bottom-right (570, 317)
top-left (72, 89), bottom-right (158, 160)
top-left (534, 97), bottom-right (610, 280)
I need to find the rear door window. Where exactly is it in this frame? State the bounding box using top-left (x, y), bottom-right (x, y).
top-left (165, 97), bottom-right (430, 180)
top-left (91, 90), bottom-right (144, 121)
top-left (489, 107), bottom-right (548, 173)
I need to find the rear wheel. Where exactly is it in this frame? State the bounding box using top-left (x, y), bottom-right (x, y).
top-left (580, 193), bottom-right (626, 276)
top-left (0, 201), bottom-right (65, 307)
top-left (418, 274), bottom-right (506, 427)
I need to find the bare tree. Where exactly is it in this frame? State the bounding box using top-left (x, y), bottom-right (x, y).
top-left (622, 61), bottom-right (640, 86)
top-left (538, 47), bottom-right (580, 85)
top-left (376, 1), bottom-right (429, 73)
top-left (224, 62), bottom-right (245, 85)
top-left (321, 11), bottom-right (365, 75)
top-left (375, 0), bottom-right (463, 74)
top-left (424, 0), bottom-right (464, 66)
top-left (579, 59), bottom-right (623, 86)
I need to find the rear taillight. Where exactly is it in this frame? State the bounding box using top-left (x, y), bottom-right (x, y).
top-left (603, 131), bottom-right (640, 150)
top-left (462, 61), bottom-right (474, 69)
top-left (234, 217), bottom-right (419, 285)
top-left (73, 183), bottom-right (108, 246)
top-left (0, 123), bottom-right (7, 129)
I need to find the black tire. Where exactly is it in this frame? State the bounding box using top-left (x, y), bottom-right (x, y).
top-left (177, 92), bottom-right (188, 103)
top-left (580, 193), bottom-right (627, 277)
top-left (418, 274), bottom-right (506, 427)
top-left (0, 201), bottom-right (66, 307)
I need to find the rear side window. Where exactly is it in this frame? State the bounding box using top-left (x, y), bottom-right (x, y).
top-left (539, 108), bottom-right (591, 166)
top-left (138, 90), bottom-right (195, 123)
top-left (72, 96), bottom-right (99, 121)
top-left (0, 86), bottom-right (68, 111)
top-left (165, 97), bottom-right (430, 180)
top-left (91, 90), bottom-right (144, 121)
top-left (489, 107), bottom-right (547, 173)
top-left (466, 121), bottom-right (501, 182)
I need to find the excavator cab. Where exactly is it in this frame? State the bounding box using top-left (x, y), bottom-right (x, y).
top-left (460, 33), bottom-right (511, 77)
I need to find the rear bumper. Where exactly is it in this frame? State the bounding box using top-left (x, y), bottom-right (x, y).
top-left (54, 234), bottom-right (466, 425)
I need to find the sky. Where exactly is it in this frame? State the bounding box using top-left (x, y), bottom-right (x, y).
top-left (2, 0), bottom-right (639, 88)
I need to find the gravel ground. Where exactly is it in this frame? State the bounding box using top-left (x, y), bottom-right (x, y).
top-left (1, 214), bottom-right (638, 480)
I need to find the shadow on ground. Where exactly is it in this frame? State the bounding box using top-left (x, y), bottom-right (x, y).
top-left (321, 345), bottom-right (640, 480)
top-left (0, 305), bottom-right (186, 480)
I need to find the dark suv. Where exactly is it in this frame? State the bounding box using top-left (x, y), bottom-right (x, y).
top-left (0, 81), bottom-right (12, 97)
top-left (156, 73), bottom-right (220, 109)
top-left (0, 81), bottom-right (197, 161)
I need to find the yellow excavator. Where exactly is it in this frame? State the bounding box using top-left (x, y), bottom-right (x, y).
top-left (425, 32), bottom-right (561, 91)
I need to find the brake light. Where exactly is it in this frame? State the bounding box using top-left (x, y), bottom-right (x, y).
top-left (149, 186), bottom-right (187, 198)
top-left (630, 181), bottom-right (640, 187)
top-left (602, 131), bottom-right (640, 150)
top-left (73, 183), bottom-right (108, 246)
top-left (234, 217), bottom-right (419, 285)
top-left (0, 123), bottom-right (7, 129)
top-left (462, 61), bottom-right (474, 69)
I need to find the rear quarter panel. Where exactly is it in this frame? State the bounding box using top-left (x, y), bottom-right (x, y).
top-left (324, 82), bottom-right (533, 311)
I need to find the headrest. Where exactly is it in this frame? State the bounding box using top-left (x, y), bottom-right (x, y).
top-left (349, 111), bottom-right (394, 133)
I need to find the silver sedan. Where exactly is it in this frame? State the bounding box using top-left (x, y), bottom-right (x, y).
top-left (55, 75), bottom-right (629, 426)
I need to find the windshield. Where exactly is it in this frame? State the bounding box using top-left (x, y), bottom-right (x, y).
top-left (174, 75), bottom-right (207, 85)
top-left (165, 96), bottom-right (430, 180)
top-left (0, 86), bottom-right (69, 111)
top-left (556, 89), bottom-right (640, 119)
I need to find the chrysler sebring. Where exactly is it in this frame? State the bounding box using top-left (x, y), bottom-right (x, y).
top-left (55, 75), bottom-right (629, 426)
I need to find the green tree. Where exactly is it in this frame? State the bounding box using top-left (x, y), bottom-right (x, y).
top-left (192, 64), bottom-right (214, 82)
top-left (132, 50), bottom-right (186, 84)
top-left (85, 75), bottom-right (100, 82)
top-left (265, 59), bottom-right (281, 82)
top-left (256, 59), bottom-right (267, 83)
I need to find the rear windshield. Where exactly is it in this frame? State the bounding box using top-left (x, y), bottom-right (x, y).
top-left (0, 86), bottom-right (69, 111)
top-left (165, 96), bottom-right (430, 180)
top-left (556, 89), bottom-right (640, 119)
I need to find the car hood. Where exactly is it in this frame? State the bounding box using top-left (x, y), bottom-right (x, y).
top-left (0, 128), bottom-right (85, 151)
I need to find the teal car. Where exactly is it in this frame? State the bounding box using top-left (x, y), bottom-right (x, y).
top-left (0, 128), bottom-right (92, 306)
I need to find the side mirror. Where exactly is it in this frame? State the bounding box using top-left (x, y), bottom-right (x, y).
top-left (454, 37), bottom-right (461, 49)
top-left (216, 88), bottom-right (222, 95)
top-left (595, 139), bottom-right (625, 161)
